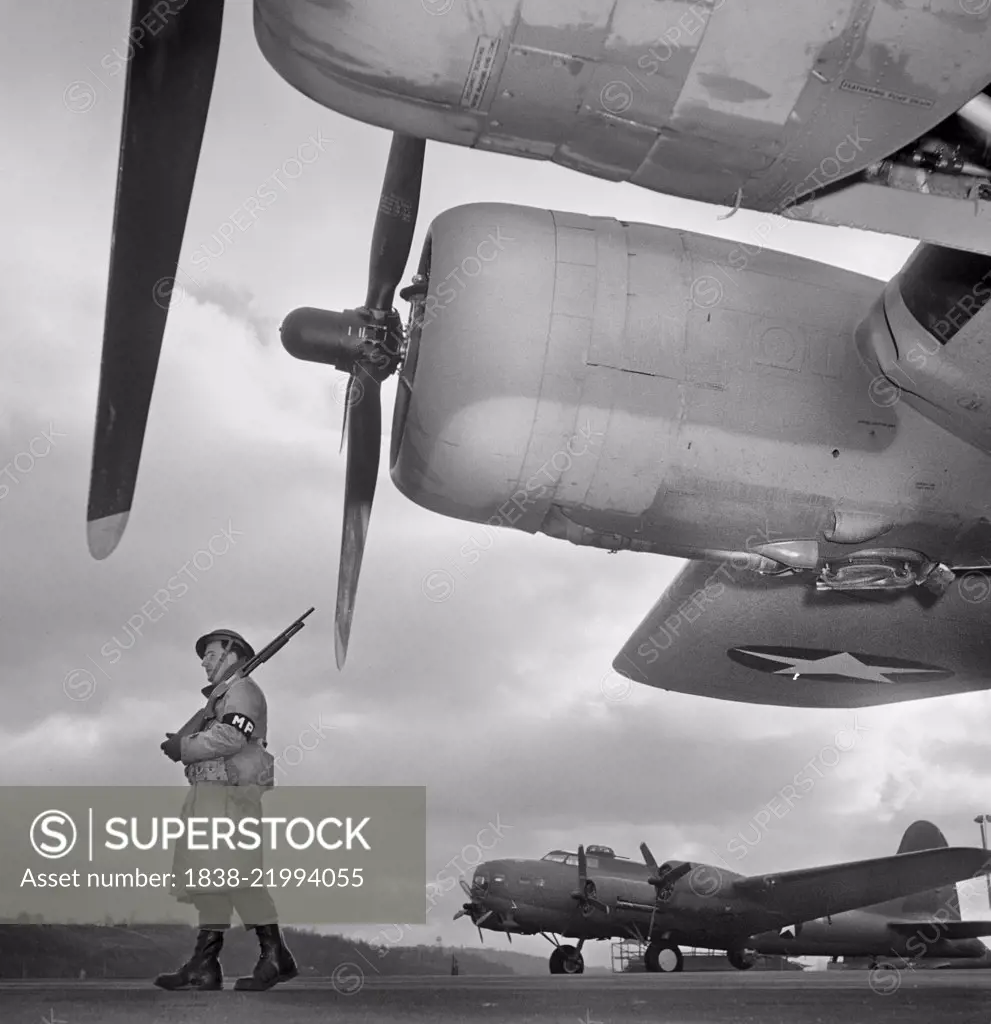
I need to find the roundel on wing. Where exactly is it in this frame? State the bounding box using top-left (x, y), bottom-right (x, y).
top-left (726, 646), bottom-right (953, 684)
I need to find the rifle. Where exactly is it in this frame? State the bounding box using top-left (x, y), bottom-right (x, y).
top-left (171, 608), bottom-right (316, 740)
top-left (241, 606), bottom-right (315, 677)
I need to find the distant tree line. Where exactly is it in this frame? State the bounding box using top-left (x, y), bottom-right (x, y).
top-left (0, 924), bottom-right (514, 979)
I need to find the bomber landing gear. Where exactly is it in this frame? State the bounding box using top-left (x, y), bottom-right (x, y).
top-left (644, 940), bottom-right (683, 973)
top-left (548, 940), bottom-right (585, 975)
top-left (727, 947), bottom-right (758, 971)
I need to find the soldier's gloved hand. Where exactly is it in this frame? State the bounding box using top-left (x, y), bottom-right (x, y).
top-left (161, 733), bottom-right (182, 763)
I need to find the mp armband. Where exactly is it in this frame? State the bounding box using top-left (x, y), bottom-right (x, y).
top-left (221, 712), bottom-right (256, 737)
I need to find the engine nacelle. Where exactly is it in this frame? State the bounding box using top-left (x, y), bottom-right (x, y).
top-left (857, 244), bottom-right (991, 455)
top-left (390, 203), bottom-right (888, 556)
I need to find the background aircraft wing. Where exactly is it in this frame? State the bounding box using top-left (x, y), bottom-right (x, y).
top-left (887, 920), bottom-right (991, 940)
top-left (733, 848), bottom-right (991, 924)
top-left (612, 561), bottom-right (991, 708)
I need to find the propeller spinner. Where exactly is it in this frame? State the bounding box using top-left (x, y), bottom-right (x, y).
top-left (87, 0), bottom-right (226, 559)
top-left (280, 133), bottom-right (427, 668)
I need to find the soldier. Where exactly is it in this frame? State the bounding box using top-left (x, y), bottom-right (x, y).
top-left (154, 627), bottom-right (298, 992)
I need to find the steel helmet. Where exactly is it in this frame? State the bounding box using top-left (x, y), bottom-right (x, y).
top-left (195, 628), bottom-right (255, 661)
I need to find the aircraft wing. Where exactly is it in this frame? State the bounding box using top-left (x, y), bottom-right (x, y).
top-left (733, 849), bottom-right (991, 924)
top-left (887, 920), bottom-right (991, 940)
top-left (612, 561), bottom-right (991, 708)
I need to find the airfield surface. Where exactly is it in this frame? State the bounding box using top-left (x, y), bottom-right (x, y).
top-left (4, 972), bottom-right (991, 1023)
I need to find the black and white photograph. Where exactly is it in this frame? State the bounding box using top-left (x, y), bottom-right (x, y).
top-left (4, 2), bottom-right (991, 1022)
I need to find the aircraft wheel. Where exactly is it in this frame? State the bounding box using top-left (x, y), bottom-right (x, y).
top-left (551, 945), bottom-right (584, 974)
top-left (644, 941), bottom-right (683, 973)
top-left (727, 948), bottom-right (757, 971)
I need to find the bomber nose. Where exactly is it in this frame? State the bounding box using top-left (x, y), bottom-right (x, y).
top-left (466, 864), bottom-right (493, 897)
top-left (478, 861), bottom-right (510, 892)
top-left (455, 864), bottom-right (501, 924)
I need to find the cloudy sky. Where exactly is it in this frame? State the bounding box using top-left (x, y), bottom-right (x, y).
top-left (3, 0), bottom-right (990, 969)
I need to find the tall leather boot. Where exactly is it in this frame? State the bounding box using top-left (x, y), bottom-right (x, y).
top-left (153, 929), bottom-right (224, 990)
top-left (276, 927), bottom-right (299, 984)
top-left (234, 924), bottom-right (298, 990)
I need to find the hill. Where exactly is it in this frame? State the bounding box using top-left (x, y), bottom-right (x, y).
top-left (0, 924), bottom-right (513, 979)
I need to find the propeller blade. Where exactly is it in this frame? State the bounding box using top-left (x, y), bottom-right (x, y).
top-left (460, 879), bottom-right (473, 898)
top-left (641, 843), bottom-right (666, 937)
top-left (648, 861), bottom-right (693, 890)
top-left (334, 367), bottom-right (381, 668)
top-left (661, 862), bottom-right (694, 887)
top-left (453, 908), bottom-right (469, 921)
top-left (476, 910), bottom-right (493, 927)
top-left (642, 844), bottom-right (692, 888)
top-left (338, 374), bottom-right (355, 455)
top-left (570, 845), bottom-right (610, 915)
top-left (641, 850), bottom-right (693, 937)
top-left (477, 927), bottom-right (484, 944)
top-left (87, 0), bottom-right (225, 558)
top-left (365, 134), bottom-right (426, 312)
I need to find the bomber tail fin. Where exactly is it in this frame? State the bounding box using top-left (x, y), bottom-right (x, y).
top-left (897, 821), bottom-right (951, 856)
top-left (873, 821), bottom-right (962, 919)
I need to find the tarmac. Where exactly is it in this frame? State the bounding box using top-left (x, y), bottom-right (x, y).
top-left (3, 972), bottom-right (991, 1024)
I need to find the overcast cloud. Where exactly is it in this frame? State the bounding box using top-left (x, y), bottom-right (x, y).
top-left (2, 1), bottom-right (989, 969)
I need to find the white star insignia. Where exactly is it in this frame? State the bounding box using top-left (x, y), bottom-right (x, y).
top-left (735, 650), bottom-right (938, 684)
top-left (779, 924), bottom-right (798, 938)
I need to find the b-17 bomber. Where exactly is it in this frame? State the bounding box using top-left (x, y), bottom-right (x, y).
top-left (454, 828), bottom-right (991, 975)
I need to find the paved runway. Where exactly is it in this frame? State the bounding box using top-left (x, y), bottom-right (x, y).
top-left (4, 972), bottom-right (991, 1023)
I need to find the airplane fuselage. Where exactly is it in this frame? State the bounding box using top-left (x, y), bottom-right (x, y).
top-left (472, 855), bottom-right (788, 950)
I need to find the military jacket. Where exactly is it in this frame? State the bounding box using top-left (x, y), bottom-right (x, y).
top-left (180, 672), bottom-right (275, 787)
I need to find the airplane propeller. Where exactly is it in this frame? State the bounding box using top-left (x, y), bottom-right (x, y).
top-left (640, 843), bottom-right (693, 939)
top-left (280, 132), bottom-right (427, 668)
top-left (87, 0), bottom-right (226, 559)
top-left (454, 877), bottom-right (491, 944)
top-left (570, 845), bottom-right (610, 917)
top-left (453, 879), bottom-right (478, 920)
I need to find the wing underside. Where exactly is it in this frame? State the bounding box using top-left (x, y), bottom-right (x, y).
top-left (887, 920), bottom-right (991, 940)
top-left (613, 561), bottom-right (991, 708)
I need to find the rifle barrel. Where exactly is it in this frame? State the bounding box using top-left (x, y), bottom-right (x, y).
top-left (242, 607), bottom-right (315, 674)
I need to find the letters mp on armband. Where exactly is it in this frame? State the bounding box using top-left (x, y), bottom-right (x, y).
top-left (222, 712), bottom-right (256, 737)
